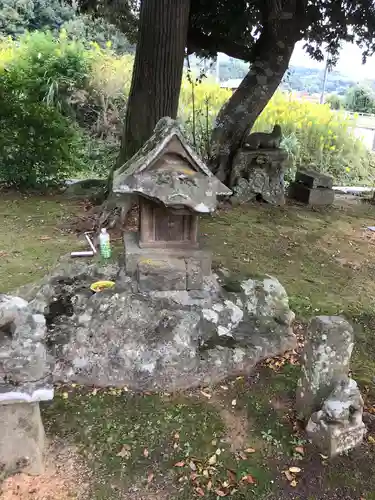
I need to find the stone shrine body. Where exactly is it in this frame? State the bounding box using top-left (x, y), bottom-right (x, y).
top-left (112, 118), bottom-right (232, 291)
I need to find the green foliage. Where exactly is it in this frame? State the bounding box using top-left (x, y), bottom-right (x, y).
top-left (253, 92), bottom-right (375, 185)
top-left (345, 85), bottom-right (375, 114)
top-left (0, 0), bottom-right (75, 38)
top-left (326, 94), bottom-right (342, 110)
top-left (3, 30), bottom-right (90, 112)
top-left (0, 31), bottom-right (87, 188)
top-left (0, 72), bottom-right (82, 188)
top-left (63, 14), bottom-right (135, 54)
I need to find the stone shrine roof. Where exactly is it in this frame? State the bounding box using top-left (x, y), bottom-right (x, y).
top-left (112, 117), bottom-right (232, 213)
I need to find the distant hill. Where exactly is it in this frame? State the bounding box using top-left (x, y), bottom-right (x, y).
top-left (281, 66), bottom-right (356, 95)
top-left (187, 55), bottom-right (361, 95)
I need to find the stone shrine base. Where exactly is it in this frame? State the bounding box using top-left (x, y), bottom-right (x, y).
top-left (231, 148), bottom-right (287, 206)
top-left (16, 257), bottom-right (297, 392)
top-left (124, 232), bottom-right (211, 291)
top-left (0, 402), bottom-right (45, 476)
top-left (306, 418), bottom-right (366, 458)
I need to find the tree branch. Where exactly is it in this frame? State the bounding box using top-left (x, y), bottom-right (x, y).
top-left (187, 29), bottom-right (253, 61)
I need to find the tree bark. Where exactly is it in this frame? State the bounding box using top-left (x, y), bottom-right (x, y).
top-left (209, 33), bottom-right (295, 185)
top-left (117, 0), bottom-right (191, 167)
top-left (209, 0), bottom-right (307, 185)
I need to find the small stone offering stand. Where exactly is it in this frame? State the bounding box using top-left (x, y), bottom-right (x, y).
top-left (288, 168), bottom-right (335, 206)
top-left (113, 117), bottom-right (232, 292)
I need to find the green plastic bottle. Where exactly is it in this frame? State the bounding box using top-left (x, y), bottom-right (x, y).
top-left (99, 228), bottom-right (111, 259)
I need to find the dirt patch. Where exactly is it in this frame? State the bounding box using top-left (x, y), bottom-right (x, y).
top-left (218, 406), bottom-right (250, 452)
top-left (1, 440), bottom-right (91, 500)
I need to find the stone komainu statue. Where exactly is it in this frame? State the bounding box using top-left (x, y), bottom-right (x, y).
top-left (242, 124), bottom-right (282, 150)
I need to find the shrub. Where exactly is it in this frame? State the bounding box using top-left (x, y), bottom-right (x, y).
top-left (2, 30), bottom-right (90, 113)
top-left (0, 72), bottom-right (83, 189)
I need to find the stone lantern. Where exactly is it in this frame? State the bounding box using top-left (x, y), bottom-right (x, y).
top-left (113, 118), bottom-right (231, 291)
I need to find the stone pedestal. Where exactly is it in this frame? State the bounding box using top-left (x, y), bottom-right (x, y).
top-left (0, 295), bottom-right (53, 477)
top-left (306, 417), bottom-right (366, 457)
top-left (231, 148), bottom-right (287, 205)
top-left (0, 402), bottom-right (45, 476)
top-left (124, 232), bottom-right (211, 291)
top-left (288, 168), bottom-right (334, 206)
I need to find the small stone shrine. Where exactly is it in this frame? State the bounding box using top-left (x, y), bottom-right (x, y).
top-left (0, 295), bottom-right (53, 476)
top-left (113, 117), bottom-right (232, 292)
top-left (231, 124), bottom-right (287, 206)
top-left (288, 168), bottom-right (334, 206)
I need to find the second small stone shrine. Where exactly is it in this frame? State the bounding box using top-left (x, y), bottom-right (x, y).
top-left (112, 117), bottom-right (232, 292)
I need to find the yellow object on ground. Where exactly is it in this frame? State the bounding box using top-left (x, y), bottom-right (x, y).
top-left (90, 281), bottom-right (115, 293)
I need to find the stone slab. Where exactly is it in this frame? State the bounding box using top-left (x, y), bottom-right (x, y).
top-left (138, 257), bottom-right (187, 292)
top-left (296, 316), bottom-right (354, 421)
top-left (0, 402), bottom-right (45, 476)
top-left (0, 385), bottom-right (54, 405)
top-left (295, 169), bottom-right (333, 189)
top-left (124, 232), bottom-right (212, 277)
top-left (288, 182), bottom-right (334, 206)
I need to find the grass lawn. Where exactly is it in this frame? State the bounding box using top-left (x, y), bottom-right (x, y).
top-left (1, 194), bottom-right (375, 499)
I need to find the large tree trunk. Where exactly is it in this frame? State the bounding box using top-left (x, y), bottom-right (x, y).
top-left (210, 32), bottom-right (294, 185)
top-left (117, 0), bottom-right (191, 167)
top-left (101, 0), bottom-right (190, 231)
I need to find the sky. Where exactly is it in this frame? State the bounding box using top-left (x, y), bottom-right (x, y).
top-left (291, 40), bottom-right (375, 81)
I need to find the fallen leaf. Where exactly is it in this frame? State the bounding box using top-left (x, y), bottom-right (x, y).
top-left (116, 445), bottom-right (131, 459)
top-left (207, 480), bottom-right (212, 491)
top-left (231, 399), bottom-right (237, 407)
top-left (368, 436), bottom-right (375, 444)
top-left (290, 479), bottom-right (297, 487)
top-left (190, 472), bottom-right (198, 481)
top-left (62, 392), bottom-right (68, 399)
top-left (245, 447), bottom-right (256, 453)
top-left (173, 442), bottom-right (179, 449)
top-left (238, 451), bottom-right (247, 460)
top-left (195, 487), bottom-right (205, 496)
top-left (174, 432), bottom-right (180, 440)
top-left (208, 454), bottom-right (217, 465)
top-left (215, 490), bottom-right (227, 497)
top-left (203, 469), bottom-right (210, 478)
top-left (189, 461), bottom-right (197, 471)
top-left (200, 390), bottom-right (212, 399)
top-left (319, 454), bottom-right (328, 459)
top-left (174, 461), bottom-right (185, 467)
top-left (295, 446), bottom-right (304, 455)
top-left (211, 439), bottom-right (217, 446)
top-left (143, 448), bottom-right (149, 458)
top-left (284, 470), bottom-right (293, 481)
top-left (241, 474), bottom-right (256, 484)
top-left (147, 472), bottom-right (154, 483)
top-left (289, 466), bottom-right (301, 473)
top-left (220, 385), bottom-right (229, 390)
top-left (227, 469), bottom-right (236, 483)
